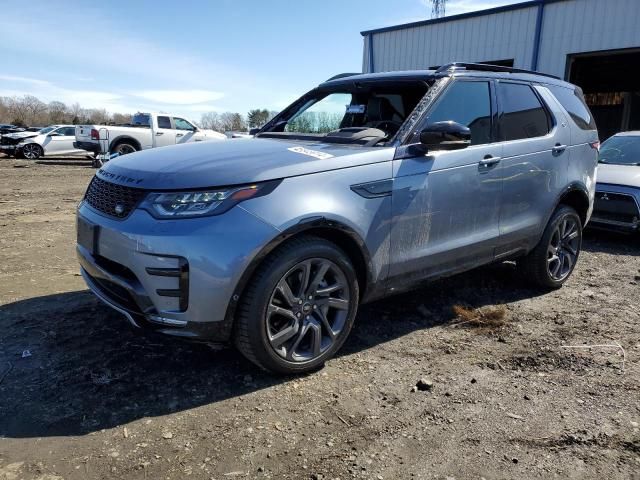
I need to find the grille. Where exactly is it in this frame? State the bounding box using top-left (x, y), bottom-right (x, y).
top-left (0, 136), bottom-right (22, 146)
top-left (593, 191), bottom-right (640, 224)
top-left (84, 176), bottom-right (147, 219)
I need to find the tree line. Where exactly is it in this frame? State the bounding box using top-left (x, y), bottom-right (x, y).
top-left (0, 95), bottom-right (279, 133)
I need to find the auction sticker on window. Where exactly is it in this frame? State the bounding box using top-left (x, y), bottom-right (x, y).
top-left (287, 146), bottom-right (334, 160)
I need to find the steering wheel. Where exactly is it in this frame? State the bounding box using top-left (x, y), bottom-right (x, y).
top-left (369, 120), bottom-right (403, 136)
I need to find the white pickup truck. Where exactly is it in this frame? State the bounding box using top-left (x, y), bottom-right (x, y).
top-left (74, 112), bottom-right (226, 158)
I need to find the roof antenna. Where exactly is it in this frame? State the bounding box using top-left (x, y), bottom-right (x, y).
top-left (431, 0), bottom-right (446, 18)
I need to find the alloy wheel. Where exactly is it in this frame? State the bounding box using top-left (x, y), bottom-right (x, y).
top-left (266, 258), bottom-right (350, 363)
top-left (22, 144), bottom-right (41, 159)
top-left (547, 216), bottom-right (580, 281)
top-left (115, 144), bottom-right (136, 155)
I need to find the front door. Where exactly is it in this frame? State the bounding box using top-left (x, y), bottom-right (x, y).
top-left (173, 117), bottom-right (197, 144)
top-left (388, 79), bottom-right (503, 289)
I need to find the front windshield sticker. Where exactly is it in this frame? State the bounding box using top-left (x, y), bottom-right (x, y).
top-left (287, 146), bottom-right (334, 160)
top-left (346, 104), bottom-right (366, 114)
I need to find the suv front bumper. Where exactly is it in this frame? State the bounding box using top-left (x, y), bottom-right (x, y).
top-left (77, 201), bottom-right (279, 341)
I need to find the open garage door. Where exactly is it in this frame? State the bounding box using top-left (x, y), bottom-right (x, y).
top-left (567, 49), bottom-right (640, 140)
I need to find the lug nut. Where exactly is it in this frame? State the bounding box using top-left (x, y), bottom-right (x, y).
top-left (313, 305), bottom-right (317, 309)
top-left (296, 312), bottom-right (301, 318)
top-left (298, 299), bottom-right (303, 305)
top-left (308, 296), bottom-right (313, 300)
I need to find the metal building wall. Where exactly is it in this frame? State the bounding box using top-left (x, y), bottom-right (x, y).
top-left (362, 4), bottom-right (539, 73)
top-left (362, 0), bottom-right (640, 77)
top-left (537, 0), bottom-right (640, 77)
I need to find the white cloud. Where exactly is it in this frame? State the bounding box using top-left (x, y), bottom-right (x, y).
top-left (133, 90), bottom-right (225, 105)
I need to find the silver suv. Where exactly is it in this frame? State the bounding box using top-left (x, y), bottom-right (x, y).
top-left (76, 63), bottom-right (599, 374)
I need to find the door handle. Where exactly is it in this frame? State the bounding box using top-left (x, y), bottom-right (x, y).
top-left (479, 155), bottom-right (501, 167)
top-left (552, 144), bottom-right (567, 154)
top-left (175, 133), bottom-right (184, 137)
top-left (155, 132), bottom-right (164, 136)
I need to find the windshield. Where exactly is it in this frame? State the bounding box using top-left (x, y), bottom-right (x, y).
top-left (599, 135), bottom-right (640, 165)
top-left (259, 81), bottom-right (430, 144)
top-left (38, 127), bottom-right (55, 134)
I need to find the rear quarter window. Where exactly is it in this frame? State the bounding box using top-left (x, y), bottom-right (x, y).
top-left (548, 85), bottom-right (597, 131)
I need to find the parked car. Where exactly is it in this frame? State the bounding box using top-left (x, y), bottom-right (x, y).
top-left (590, 131), bottom-right (640, 232)
top-left (0, 125), bottom-right (88, 159)
top-left (73, 112), bottom-right (226, 158)
top-left (77, 63), bottom-right (598, 374)
top-left (0, 124), bottom-right (25, 135)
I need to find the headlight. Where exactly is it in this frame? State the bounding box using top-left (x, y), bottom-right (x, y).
top-left (139, 180), bottom-right (280, 219)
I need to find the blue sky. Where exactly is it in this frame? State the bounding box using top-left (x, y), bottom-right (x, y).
top-left (0, 0), bottom-right (518, 120)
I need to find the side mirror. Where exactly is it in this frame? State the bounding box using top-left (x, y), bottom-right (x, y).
top-left (419, 121), bottom-right (471, 151)
top-left (249, 127), bottom-right (260, 135)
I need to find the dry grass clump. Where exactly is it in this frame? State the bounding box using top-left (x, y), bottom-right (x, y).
top-left (451, 304), bottom-right (508, 330)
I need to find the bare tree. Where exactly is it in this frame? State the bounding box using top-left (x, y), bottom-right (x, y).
top-left (86, 108), bottom-right (111, 124)
top-left (48, 101), bottom-right (68, 124)
top-left (200, 111), bottom-right (223, 132)
top-left (22, 95), bottom-right (48, 125)
top-left (112, 112), bottom-right (132, 125)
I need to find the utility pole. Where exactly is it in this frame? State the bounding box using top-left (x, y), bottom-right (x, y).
top-left (431, 0), bottom-right (446, 18)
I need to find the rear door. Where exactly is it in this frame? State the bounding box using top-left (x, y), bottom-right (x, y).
top-left (496, 81), bottom-right (571, 257)
top-left (389, 78), bottom-right (503, 287)
top-left (56, 126), bottom-right (80, 154)
top-left (153, 115), bottom-right (177, 147)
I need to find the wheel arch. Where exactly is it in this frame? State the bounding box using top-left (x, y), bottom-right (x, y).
top-left (556, 182), bottom-right (590, 226)
top-left (224, 217), bottom-right (375, 329)
top-left (109, 135), bottom-right (141, 152)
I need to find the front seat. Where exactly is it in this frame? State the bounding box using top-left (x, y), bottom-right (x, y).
top-left (364, 97), bottom-right (401, 134)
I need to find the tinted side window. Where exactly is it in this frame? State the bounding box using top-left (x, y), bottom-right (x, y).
top-left (548, 85), bottom-right (596, 131)
top-left (425, 81), bottom-right (492, 145)
top-left (498, 83), bottom-right (550, 141)
top-left (157, 116), bottom-right (171, 129)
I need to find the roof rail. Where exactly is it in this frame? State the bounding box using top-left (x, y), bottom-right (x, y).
top-left (325, 72), bottom-right (361, 81)
top-left (434, 62), bottom-right (561, 80)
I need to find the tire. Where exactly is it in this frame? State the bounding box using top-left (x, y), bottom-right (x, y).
top-left (21, 143), bottom-right (43, 160)
top-left (518, 205), bottom-right (582, 289)
top-left (111, 142), bottom-right (137, 156)
top-left (234, 235), bottom-right (360, 374)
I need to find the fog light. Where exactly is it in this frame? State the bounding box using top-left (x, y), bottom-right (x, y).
top-left (147, 314), bottom-right (187, 327)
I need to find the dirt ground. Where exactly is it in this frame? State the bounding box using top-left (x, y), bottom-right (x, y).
top-left (1, 155), bottom-right (639, 480)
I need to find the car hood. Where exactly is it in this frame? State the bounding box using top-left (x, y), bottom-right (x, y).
top-left (597, 163), bottom-right (640, 188)
top-left (96, 137), bottom-right (393, 189)
top-left (3, 131), bottom-right (38, 140)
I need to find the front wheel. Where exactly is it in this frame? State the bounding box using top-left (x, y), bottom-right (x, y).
top-left (234, 236), bottom-right (359, 374)
top-left (518, 205), bottom-right (582, 289)
top-left (21, 143), bottom-right (43, 160)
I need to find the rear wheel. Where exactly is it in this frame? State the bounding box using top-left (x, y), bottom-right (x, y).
top-left (111, 142), bottom-right (137, 156)
top-left (21, 143), bottom-right (43, 160)
top-left (518, 205), bottom-right (582, 289)
top-left (234, 236), bottom-right (359, 374)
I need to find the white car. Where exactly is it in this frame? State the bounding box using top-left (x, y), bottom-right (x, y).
top-left (591, 131), bottom-right (640, 233)
top-left (74, 112), bottom-right (226, 159)
top-left (0, 125), bottom-right (88, 159)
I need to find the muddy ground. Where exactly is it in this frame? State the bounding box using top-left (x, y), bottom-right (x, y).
top-left (0, 155), bottom-right (639, 480)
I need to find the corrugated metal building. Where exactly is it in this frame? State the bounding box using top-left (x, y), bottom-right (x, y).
top-left (361, 0), bottom-right (640, 139)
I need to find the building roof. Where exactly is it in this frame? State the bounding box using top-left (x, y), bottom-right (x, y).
top-left (360, 0), bottom-right (568, 36)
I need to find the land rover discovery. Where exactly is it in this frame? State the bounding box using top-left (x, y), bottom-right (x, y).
top-left (77, 63), bottom-right (599, 374)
